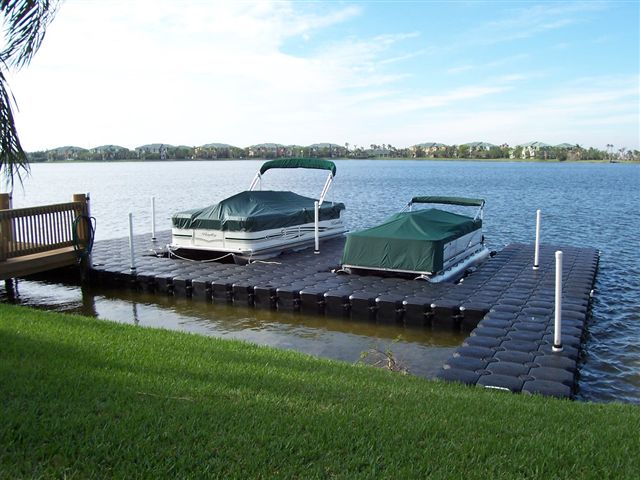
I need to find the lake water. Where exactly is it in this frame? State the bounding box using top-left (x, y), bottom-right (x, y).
top-left (4, 159), bottom-right (640, 403)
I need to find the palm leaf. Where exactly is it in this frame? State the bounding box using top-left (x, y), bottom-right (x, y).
top-left (1, 0), bottom-right (59, 68)
top-left (0, 69), bottom-right (28, 189)
top-left (0, 0), bottom-right (59, 188)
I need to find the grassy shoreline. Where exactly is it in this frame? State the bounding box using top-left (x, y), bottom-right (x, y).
top-left (1, 303), bottom-right (638, 478)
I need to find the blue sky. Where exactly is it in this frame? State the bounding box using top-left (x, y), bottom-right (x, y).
top-left (8, 0), bottom-right (640, 151)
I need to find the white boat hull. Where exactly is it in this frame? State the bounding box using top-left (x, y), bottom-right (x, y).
top-left (171, 217), bottom-right (346, 260)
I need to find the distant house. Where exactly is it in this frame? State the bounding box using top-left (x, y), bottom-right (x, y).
top-left (200, 143), bottom-right (234, 150)
top-left (366, 148), bottom-right (392, 158)
top-left (462, 141), bottom-right (497, 152)
top-left (308, 143), bottom-right (347, 158)
top-left (91, 145), bottom-right (130, 160)
top-left (195, 143), bottom-right (241, 159)
top-left (47, 146), bottom-right (88, 161)
top-left (513, 141), bottom-right (551, 159)
top-left (287, 145), bottom-right (305, 157)
top-left (247, 143), bottom-right (284, 158)
top-left (410, 142), bottom-right (446, 157)
top-left (135, 144), bottom-right (167, 154)
top-left (135, 143), bottom-right (173, 159)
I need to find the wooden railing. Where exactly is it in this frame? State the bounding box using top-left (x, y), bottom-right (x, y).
top-left (0, 194), bottom-right (89, 262)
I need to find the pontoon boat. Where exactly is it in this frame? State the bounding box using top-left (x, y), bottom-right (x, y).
top-left (170, 158), bottom-right (346, 261)
top-left (340, 196), bottom-right (489, 282)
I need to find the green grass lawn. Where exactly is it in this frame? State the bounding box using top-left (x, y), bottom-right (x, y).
top-left (1, 304), bottom-right (638, 478)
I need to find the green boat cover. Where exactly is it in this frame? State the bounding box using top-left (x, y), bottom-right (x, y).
top-left (411, 196), bottom-right (484, 207)
top-left (172, 191), bottom-right (345, 232)
top-left (259, 158), bottom-right (337, 176)
top-left (341, 208), bottom-right (482, 274)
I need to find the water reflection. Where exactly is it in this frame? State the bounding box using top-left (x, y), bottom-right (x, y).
top-left (1, 278), bottom-right (462, 379)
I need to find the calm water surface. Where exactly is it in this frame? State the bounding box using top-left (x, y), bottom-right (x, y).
top-left (4, 160), bottom-right (640, 403)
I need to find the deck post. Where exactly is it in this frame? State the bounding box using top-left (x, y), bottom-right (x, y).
top-left (533, 209), bottom-right (541, 270)
top-left (72, 193), bottom-right (89, 246)
top-left (72, 193), bottom-right (92, 271)
top-left (0, 193), bottom-right (12, 262)
top-left (0, 193), bottom-right (10, 210)
top-left (552, 250), bottom-right (563, 352)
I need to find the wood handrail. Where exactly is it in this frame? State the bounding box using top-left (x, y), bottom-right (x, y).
top-left (0, 201), bottom-right (82, 219)
top-left (0, 195), bottom-right (89, 262)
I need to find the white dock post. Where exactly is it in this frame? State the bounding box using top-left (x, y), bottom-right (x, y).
top-left (151, 196), bottom-right (157, 241)
top-left (314, 201), bottom-right (320, 254)
top-left (552, 250), bottom-right (563, 352)
top-left (533, 209), bottom-right (541, 270)
top-left (128, 212), bottom-right (137, 273)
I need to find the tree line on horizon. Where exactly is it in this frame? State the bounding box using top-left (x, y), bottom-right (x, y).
top-left (26, 142), bottom-right (639, 163)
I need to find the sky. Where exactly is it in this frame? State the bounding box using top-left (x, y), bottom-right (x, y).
top-left (6, 0), bottom-right (640, 151)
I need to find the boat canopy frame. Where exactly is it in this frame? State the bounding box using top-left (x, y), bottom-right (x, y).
top-left (404, 196), bottom-right (485, 221)
top-left (249, 158), bottom-right (336, 205)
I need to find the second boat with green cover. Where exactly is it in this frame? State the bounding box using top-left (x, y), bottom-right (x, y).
top-left (340, 196), bottom-right (489, 283)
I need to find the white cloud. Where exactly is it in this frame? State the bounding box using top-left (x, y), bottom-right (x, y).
top-left (6, 1), bottom-right (639, 151)
top-left (372, 85), bottom-right (512, 115)
top-left (480, 2), bottom-right (605, 42)
top-left (10, 1), bottom-right (401, 149)
top-left (386, 75), bottom-right (640, 149)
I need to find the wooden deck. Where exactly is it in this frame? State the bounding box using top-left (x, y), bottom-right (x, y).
top-left (0, 194), bottom-right (90, 281)
top-left (0, 246), bottom-right (77, 279)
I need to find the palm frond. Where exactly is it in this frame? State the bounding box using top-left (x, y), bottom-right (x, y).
top-left (0, 0), bottom-right (59, 188)
top-left (0, 0), bottom-right (60, 68)
top-left (0, 68), bottom-right (28, 190)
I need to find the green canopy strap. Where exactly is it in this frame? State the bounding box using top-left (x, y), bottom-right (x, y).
top-left (259, 158), bottom-right (337, 176)
top-left (410, 196), bottom-right (485, 207)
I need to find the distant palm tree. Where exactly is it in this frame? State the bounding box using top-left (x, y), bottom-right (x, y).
top-left (1, 0), bottom-right (59, 189)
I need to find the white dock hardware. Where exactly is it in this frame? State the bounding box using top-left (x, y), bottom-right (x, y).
top-left (533, 209), bottom-right (541, 270)
top-left (314, 201), bottom-right (320, 254)
top-left (128, 212), bottom-right (136, 272)
top-left (151, 196), bottom-right (157, 241)
top-left (552, 250), bottom-right (563, 352)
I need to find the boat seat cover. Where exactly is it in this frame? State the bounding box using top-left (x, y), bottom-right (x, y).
top-left (172, 191), bottom-right (345, 232)
top-left (341, 208), bottom-right (481, 274)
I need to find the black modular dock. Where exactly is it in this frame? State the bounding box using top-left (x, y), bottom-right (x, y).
top-left (89, 231), bottom-right (598, 399)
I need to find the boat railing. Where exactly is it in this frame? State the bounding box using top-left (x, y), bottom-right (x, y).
top-left (0, 194), bottom-right (90, 261)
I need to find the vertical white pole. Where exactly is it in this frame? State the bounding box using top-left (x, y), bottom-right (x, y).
top-left (552, 250), bottom-right (563, 352)
top-left (533, 209), bottom-right (541, 270)
top-left (314, 201), bottom-right (320, 254)
top-left (151, 196), bottom-right (156, 241)
top-left (129, 212), bottom-right (137, 272)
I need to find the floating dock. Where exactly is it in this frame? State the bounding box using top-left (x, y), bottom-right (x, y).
top-left (89, 231), bottom-right (598, 399)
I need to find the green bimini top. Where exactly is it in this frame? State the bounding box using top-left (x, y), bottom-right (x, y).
top-left (172, 191), bottom-right (345, 232)
top-left (411, 196), bottom-right (485, 207)
top-left (260, 158), bottom-right (337, 176)
top-left (341, 208), bottom-right (481, 274)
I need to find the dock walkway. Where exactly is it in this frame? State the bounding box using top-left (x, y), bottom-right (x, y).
top-left (89, 230), bottom-right (598, 399)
